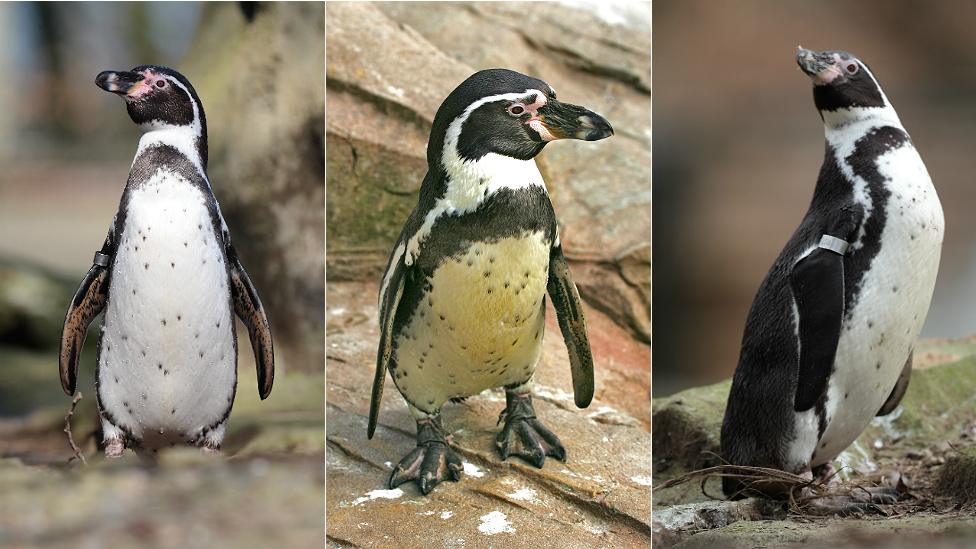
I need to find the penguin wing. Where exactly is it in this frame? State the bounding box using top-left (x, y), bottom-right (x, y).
top-left (368, 241), bottom-right (407, 439)
top-left (790, 240), bottom-right (847, 412)
top-left (59, 218), bottom-right (120, 395)
top-left (228, 245), bottom-right (275, 400)
top-left (59, 262), bottom-right (110, 395)
top-left (547, 245), bottom-right (594, 409)
top-left (877, 351), bottom-right (912, 416)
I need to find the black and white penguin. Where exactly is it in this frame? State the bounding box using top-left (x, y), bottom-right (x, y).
top-left (369, 68), bottom-right (613, 494)
top-left (720, 48), bottom-right (944, 505)
top-left (59, 66), bottom-right (274, 456)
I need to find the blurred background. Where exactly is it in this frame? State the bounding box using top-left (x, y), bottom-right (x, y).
top-left (654, 0), bottom-right (976, 395)
top-left (326, 1), bottom-right (652, 545)
top-left (0, 3), bottom-right (324, 547)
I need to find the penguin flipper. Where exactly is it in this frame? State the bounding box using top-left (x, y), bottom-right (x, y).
top-left (369, 251), bottom-right (407, 439)
top-left (228, 246), bottom-right (275, 400)
top-left (547, 245), bottom-right (594, 409)
top-left (790, 245), bottom-right (846, 412)
top-left (878, 351), bottom-right (912, 416)
top-left (59, 264), bottom-right (110, 395)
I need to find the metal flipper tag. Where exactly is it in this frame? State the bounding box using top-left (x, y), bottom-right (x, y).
top-left (93, 251), bottom-right (111, 267)
top-left (818, 235), bottom-right (850, 255)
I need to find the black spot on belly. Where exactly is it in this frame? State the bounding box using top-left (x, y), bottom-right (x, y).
top-left (483, 271), bottom-right (491, 278)
top-left (144, 263), bottom-right (149, 270)
top-left (161, 319), bottom-right (167, 326)
top-left (158, 363), bottom-right (163, 370)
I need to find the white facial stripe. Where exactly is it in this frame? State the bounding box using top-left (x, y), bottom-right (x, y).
top-left (401, 88), bottom-right (551, 266)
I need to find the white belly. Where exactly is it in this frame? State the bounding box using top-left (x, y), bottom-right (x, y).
top-left (393, 232), bottom-right (551, 411)
top-left (812, 144), bottom-right (944, 465)
top-left (98, 172), bottom-right (236, 446)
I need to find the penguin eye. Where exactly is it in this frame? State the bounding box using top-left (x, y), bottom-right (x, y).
top-left (508, 104), bottom-right (525, 116)
top-left (845, 63), bottom-right (858, 74)
top-left (155, 79), bottom-right (167, 89)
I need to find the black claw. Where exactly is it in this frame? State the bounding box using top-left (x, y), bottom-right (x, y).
top-left (496, 390), bottom-right (566, 468)
top-left (389, 415), bottom-right (463, 495)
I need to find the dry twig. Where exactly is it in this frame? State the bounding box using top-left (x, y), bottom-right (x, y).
top-left (64, 391), bottom-right (87, 466)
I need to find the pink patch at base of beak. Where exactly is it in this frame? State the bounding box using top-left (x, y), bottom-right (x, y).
top-left (813, 65), bottom-right (844, 85)
top-left (529, 118), bottom-right (557, 142)
top-left (125, 70), bottom-right (155, 99)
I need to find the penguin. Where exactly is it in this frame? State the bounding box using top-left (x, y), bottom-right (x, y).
top-left (368, 69), bottom-right (613, 494)
top-left (720, 48), bottom-right (944, 507)
top-left (59, 66), bottom-right (274, 456)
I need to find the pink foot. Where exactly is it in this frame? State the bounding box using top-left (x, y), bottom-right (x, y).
top-left (104, 438), bottom-right (125, 458)
top-left (201, 444), bottom-right (221, 455)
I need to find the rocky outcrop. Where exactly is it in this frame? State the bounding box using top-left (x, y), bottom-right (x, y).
top-left (325, 1), bottom-right (651, 342)
top-left (653, 338), bottom-right (976, 546)
top-left (183, 3), bottom-right (325, 371)
top-left (326, 280), bottom-right (651, 547)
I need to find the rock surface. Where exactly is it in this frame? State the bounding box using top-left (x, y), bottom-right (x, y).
top-left (0, 346), bottom-right (325, 548)
top-left (325, 1), bottom-right (651, 342)
top-left (326, 280), bottom-right (651, 547)
top-left (184, 3), bottom-right (326, 371)
top-left (653, 337), bottom-right (976, 546)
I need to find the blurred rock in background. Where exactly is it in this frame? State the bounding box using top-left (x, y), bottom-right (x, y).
top-left (655, 0), bottom-right (976, 395)
top-left (326, 1), bottom-right (651, 343)
top-left (184, 2), bottom-right (325, 372)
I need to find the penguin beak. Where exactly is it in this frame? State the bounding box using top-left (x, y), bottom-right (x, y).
top-left (95, 70), bottom-right (149, 98)
top-left (531, 99), bottom-right (614, 142)
top-left (796, 47), bottom-right (843, 85)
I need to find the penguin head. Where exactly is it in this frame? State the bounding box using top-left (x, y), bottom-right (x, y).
top-left (429, 68), bottom-right (613, 166)
top-left (95, 66), bottom-right (206, 135)
top-left (796, 48), bottom-right (891, 122)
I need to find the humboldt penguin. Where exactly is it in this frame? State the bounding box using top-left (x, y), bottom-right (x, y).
top-left (721, 48), bottom-right (943, 509)
top-left (369, 68), bottom-right (613, 494)
top-left (60, 66), bottom-right (274, 456)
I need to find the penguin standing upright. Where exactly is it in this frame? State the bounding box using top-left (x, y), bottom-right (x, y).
top-left (60, 66), bottom-right (274, 456)
top-left (369, 69), bottom-right (613, 494)
top-left (721, 48), bottom-right (944, 507)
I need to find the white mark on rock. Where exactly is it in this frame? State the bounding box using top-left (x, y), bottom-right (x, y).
top-left (478, 511), bottom-right (514, 535)
top-left (506, 487), bottom-right (536, 501)
top-left (631, 475), bottom-right (653, 486)
top-left (440, 510), bottom-right (453, 520)
top-left (351, 488), bottom-right (403, 506)
top-left (387, 85), bottom-right (405, 98)
top-left (463, 461), bottom-right (485, 478)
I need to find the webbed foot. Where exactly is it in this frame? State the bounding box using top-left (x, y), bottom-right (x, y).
top-left (389, 415), bottom-right (462, 495)
top-left (495, 390), bottom-right (565, 468)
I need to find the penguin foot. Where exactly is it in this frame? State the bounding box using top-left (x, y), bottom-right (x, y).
top-left (200, 444), bottom-right (221, 455)
top-left (799, 484), bottom-right (904, 516)
top-left (495, 390), bottom-right (565, 468)
top-left (104, 437), bottom-right (125, 458)
top-left (389, 415), bottom-right (463, 495)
